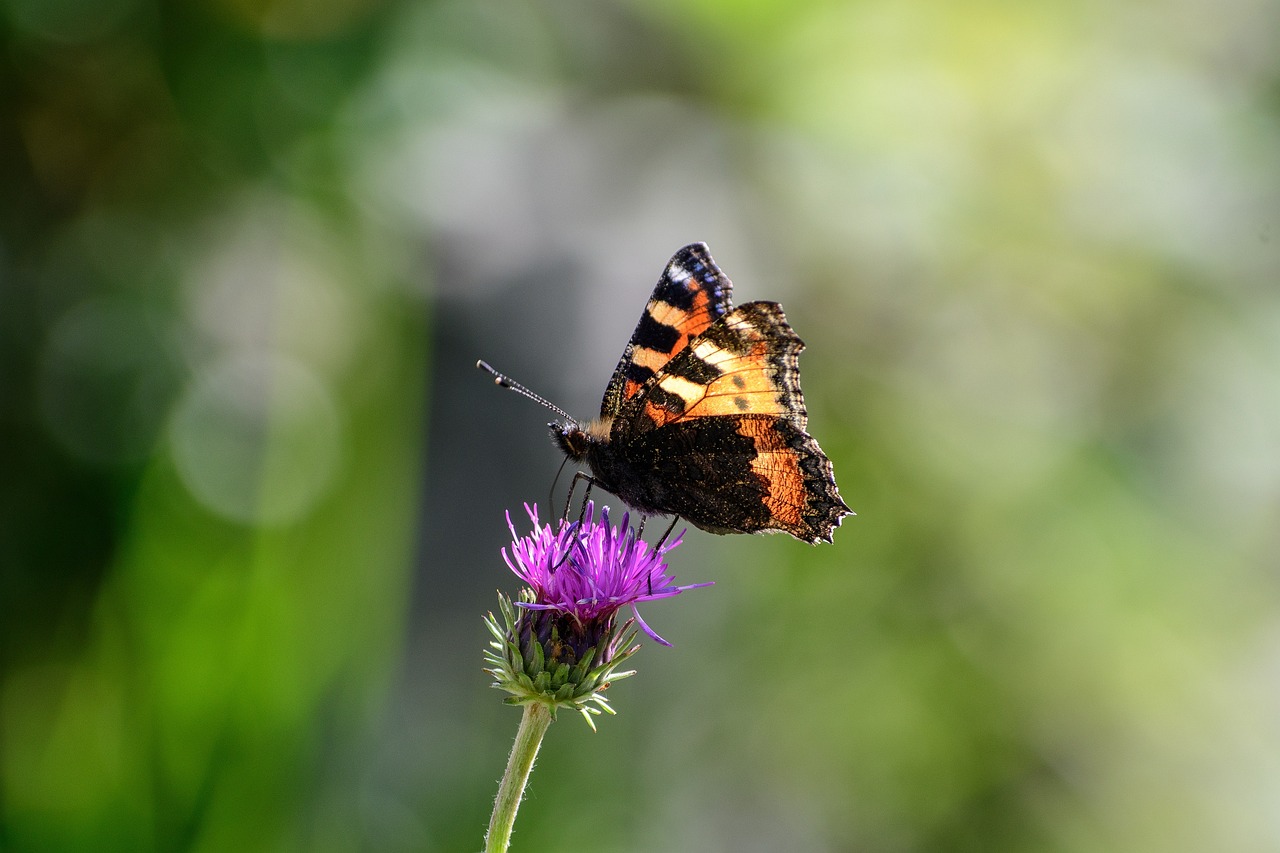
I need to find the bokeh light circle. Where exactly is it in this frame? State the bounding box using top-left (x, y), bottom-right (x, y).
top-left (169, 353), bottom-right (341, 525)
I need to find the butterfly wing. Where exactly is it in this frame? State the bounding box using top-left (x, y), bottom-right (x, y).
top-left (600, 243), bottom-right (734, 419)
top-left (614, 301), bottom-right (850, 543)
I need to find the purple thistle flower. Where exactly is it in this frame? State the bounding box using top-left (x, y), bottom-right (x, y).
top-left (503, 501), bottom-right (712, 647)
top-left (483, 501), bottom-right (712, 727)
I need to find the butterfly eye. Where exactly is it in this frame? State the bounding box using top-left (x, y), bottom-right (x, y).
top-left (550, 424), bottom-right (589, 461)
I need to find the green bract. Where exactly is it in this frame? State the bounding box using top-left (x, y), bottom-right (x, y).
top-left (483, 590), bottom-right (641, 731)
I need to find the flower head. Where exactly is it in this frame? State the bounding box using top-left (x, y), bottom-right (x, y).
top-left (504, 501), bottom-right (710, 646)
top-left (483, 502), bottom-right (712, 727)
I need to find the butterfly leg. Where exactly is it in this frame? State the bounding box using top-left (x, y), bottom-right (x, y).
top-left (639, 516), bottom-right (679, 595)
top-left (543, 472), bottom-right (598, 574)
top-left (653, 515), bottom-right (680, 550)
top-left (550, 543), bottom-right (573, 574)
top-left (637, 515), bottom-right (652, 595)
top-left (564, 470), bottom-right (597, 526)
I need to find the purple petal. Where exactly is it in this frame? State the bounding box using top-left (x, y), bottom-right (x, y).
top-left (630, 604), bottom-right (671, 646)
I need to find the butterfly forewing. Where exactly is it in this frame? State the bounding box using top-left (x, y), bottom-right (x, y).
top-left (600, 243), bottom-right (733, 418)
top-left (607, 299), bottom-right (847, 542)
top-left (620, 301), bottom-right (807, 430)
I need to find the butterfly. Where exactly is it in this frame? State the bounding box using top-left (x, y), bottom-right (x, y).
top-left (481, 242), bottom-right (851, 543)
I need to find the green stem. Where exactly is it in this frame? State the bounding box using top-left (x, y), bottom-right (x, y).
top-left (485, 702), bottom-right (554, 853)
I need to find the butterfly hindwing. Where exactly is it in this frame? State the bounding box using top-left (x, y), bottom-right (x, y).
top-left (615, 414), bottom-right (846, 542)
top-left (600, 243), bottom-right (733, 418)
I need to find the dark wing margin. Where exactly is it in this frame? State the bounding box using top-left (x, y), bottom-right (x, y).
top-left (600, 243), bottom-right (734, 418)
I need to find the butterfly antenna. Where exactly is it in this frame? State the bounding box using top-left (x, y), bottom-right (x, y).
top-left (476, 360), bottom-right (577, 424)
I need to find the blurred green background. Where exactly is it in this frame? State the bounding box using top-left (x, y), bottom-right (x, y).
top-left (3, 0), bottom-right (1279, 850)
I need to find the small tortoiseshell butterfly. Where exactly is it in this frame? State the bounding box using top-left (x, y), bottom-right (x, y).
top-left (480, 242), bottom-right (851, 544)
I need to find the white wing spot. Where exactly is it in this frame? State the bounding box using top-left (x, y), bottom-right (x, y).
top-left (692, 340), bottom-right (737, 367)
top-left (691, 340), bottom-right (719, 361)
top-left (657, 374), bottom-right (705, 405)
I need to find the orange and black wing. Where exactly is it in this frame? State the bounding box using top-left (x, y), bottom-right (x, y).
top-left (614, 301), bottom-right (851, 543)
top-left (600, 243), bottom-right (733, 419)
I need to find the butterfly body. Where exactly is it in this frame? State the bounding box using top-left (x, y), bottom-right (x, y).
top-left (551, 243), bottom-right (850, 544)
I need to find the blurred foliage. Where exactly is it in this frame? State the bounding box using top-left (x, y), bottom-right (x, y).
top-left (3, 0), bottom-right (1279, 851)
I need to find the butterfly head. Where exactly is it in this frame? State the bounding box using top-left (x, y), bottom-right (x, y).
top-left (550, 418), bottom-right (610, 462)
